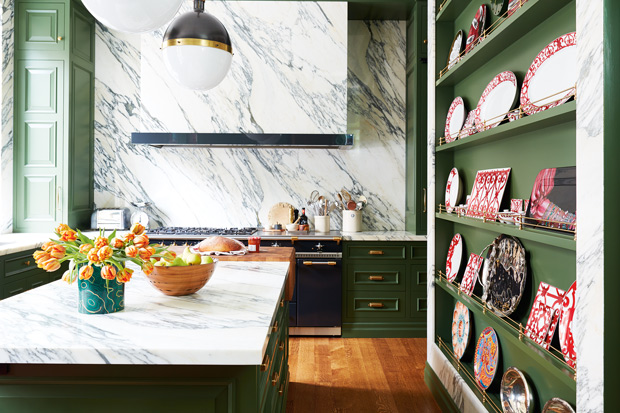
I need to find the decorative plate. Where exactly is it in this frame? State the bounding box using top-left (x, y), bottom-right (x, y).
top-left (480, 234), bottom-right (527, 317)
top-left (520, 32), bottom-right (577, 116)
top-left (460, 253), bottom-right (484, 296)
top-left (458, 110), bottom-right (477, 139)
top-left (452, 301), bottom-right (470, 360)
top-left (445, 233), bottom-right (463, 282)
top-left (525, 282), bottom-right (566, 349)
top-left (490, 0), bottom-right (506, 16)
top-left (510, 198), bottom-right (524, 213)
top-left (501, 367), bottom-right (533, 413)
top-left (558, 281), bottom-right (576, 368)
top-left (466, 168), bottom-right (511, 220)
top-left (507, 0), bottom-right (528, 17)
top-left (445, 168), bottom-right (462, 213)
top-left (474, 71), bottom-right (518, 132)
top-left (542, 398), bottom-right (575, 413)
top-left (465, 5), bottom-right (487, 53)
top-left (447, 30), bottom-right (464, 70)
top-left (444, 97), bottom-right (466, 142)
top-left (473, 327), bottom-right (499, 390)
top-left (525, 167), bottom-right (576, 232)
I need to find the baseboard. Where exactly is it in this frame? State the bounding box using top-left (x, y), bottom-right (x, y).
top-left (424, 362), bottom-right (460, 413)
top-left (341, 322), bottom-right (426, 338)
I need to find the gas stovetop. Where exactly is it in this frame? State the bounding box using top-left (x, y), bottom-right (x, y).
top-left (147, 227), bottom-right (257, 238)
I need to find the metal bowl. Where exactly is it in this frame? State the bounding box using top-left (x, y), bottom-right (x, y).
top-left (542, 398), bottom-right (575, 413)
top-left (500, 367), bottom-right (533, 413)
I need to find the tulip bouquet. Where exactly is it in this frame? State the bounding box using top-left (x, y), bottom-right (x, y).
top-left (33, 223), bottom-right (170, 284)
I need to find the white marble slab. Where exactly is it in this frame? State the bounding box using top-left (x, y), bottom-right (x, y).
top-left (0, 0), bottom-right (14, 234)
top-left (0, 261), bottom-right (289, 365)
top-left (341, 231), bottom-right (426, 242)
top-left (0, 232), bottom-right (53, 256)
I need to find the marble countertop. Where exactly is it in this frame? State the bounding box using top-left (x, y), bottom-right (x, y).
top-left (0, 261), bottom-right (289, 366)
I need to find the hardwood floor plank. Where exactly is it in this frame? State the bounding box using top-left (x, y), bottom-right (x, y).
top-left (286, 337), bottom-right (441, 413)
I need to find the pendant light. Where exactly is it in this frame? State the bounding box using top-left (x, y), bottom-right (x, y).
top-left (161, 0), bottom-right (233, 91)
top-left (82, 0), bottom-right (183, 34)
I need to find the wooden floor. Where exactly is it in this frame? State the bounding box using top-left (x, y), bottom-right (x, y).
top-left (286, 337), bottom-right (441, 413)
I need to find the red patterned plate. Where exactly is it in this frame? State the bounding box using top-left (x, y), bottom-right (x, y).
top-left (520, 32), bottom-right (576, 116)
top-left (444, 97), bottom-right (466, 142)
top-left (460, 253), bottom-right (483, 296)
top-left (474, 71), bottom-right (518, 132)
top-left (458, 110), bottom-right (476, 139)
top-left (452, 301), bottom-right (470, 360)
top-left (474, 327), bottom-right (499, 390)
top-left (465, 5), bottom-right (487, 53)
top-left (445, 233), bottom-right (463, 282)
top-left (507, 0), bottom-right (528, 17)
top-left (559, 281), bottom-right (576, 368)
top-left (466, 168), bottom-right (511, 220)
top-left (444, 167), bottom-right (462, 213)
top-left (525, 282), bottom-right (566, 349)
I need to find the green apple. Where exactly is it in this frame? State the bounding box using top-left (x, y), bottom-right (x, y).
top-left (170, 257), bottom-right (188, 267)
top-left (201, 256), bottom-right (214, 265)
top-left (185, 251), bottom-right (202, 266)
top-left (154, 260), bottom-right (167, 267)
top-left (150, 257), bottom-right (158, 264)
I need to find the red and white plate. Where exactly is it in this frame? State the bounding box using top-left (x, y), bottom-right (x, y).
top-left (458, 110), bottom-right (477, 139)
top-left (444, 97), bottom-right (466, 142)
top-left (460, 253), bottom-right (484, 296)
top-left (507, 0), bottom-right (528, 17)
top-left (465, 5), bottom-right (487, 53)
top-left (520, 32), bottom-right (577, 116)
top-left (525, 282), bottom-right (566, 349)
top-left (466, 168), bottom-right (511, 220)
top-left (447, 30), bottom-right (464, 70)
top-left (445, 233), bottom-right (463, 282)
top-left (559, 281), bottom-right (576, 368)
top-left (474, 71), bottom-right (518, 132)
top-left (452, 301), bottom-right (470, 360)
top-left (444, 167), bottom-right (462, 213)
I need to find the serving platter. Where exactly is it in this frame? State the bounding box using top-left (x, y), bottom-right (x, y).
top-left (451, 301), bottom-right (470, 360)
top-left (500, 367), bottom-right (533, 413)
top-left (465, 5), bottom-right (487, 53)
top-left (525, 166), bottom-right (576, 232)
top-left (558, 281), bottom-right (576, 368)
top-left (459, 253), bottom-right (483, 296)
top-left (447, 30), bottom-right (464, 70)
top-left (525, 282), bottom-right (566, 349)
top-left (445, 233), bottom-right (463, 282)
top-left (507, 0), bottom-right (528, 17)
top-left (458, 110), bottom-right (476, 139)
top-left (542, 398), bottom-right (575, 413)
top-left (466, 168), bottom-right (511, 219)
top-left (520, 32), bottom-right (576, 116)
top-left (444, 167), bottom-right (461, 213)
top-left (474, 71), bottom-right (518, 132)
top-left (473, 327), bottom-right (499, 390)
top-left (480, 234), bottom-right (527, 317)
top-left (444, 97), bottom-right (466, 142)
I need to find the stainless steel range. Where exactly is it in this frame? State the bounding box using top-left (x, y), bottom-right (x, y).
top-left (147, 227), bottom-right (342, 336)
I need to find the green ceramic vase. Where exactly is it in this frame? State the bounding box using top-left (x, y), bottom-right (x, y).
top-left (77, 265), bottom-right (124, 314)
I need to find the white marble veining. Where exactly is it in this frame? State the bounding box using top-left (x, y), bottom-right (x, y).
top-left (0, 232), bottom-right (53, 256)
top-left (341, 231), bottom-right (426, 242)
top-left (0, 261), bottom-right (289, 365)
top-left (0, 0), bottom-right (13, 234)
top-left (575, 0), bottom-right (604, 410)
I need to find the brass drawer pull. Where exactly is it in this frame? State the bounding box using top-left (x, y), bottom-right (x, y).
top-left (271, 371), bottom-right (280, 386)
top-left (369, 275), bottom-right (384, 281)
top-left (279, 340), bottom-right (285, 351)
top-left (272, 321), bottom-right (279, 333)
top-left (260, 354), bottom-right (270, 372)
top-left (368, 250), bottom-right (384, 255)
top-left (24, 260), bottom-right (31, 266)
top-left (278, 382), bottom-right (285, 396)
top-left (368, 302), bottom-right (385, 308)
top-left (303, 261), bottom-right (337, 266)
top-left (280, 299), bottom-right (284, 308)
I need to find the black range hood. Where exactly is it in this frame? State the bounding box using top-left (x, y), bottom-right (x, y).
top-left (131, 132), bottom-right (354, 149)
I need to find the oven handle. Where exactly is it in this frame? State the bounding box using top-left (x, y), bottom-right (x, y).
top-left (302, 261), bottom-right (338, 266)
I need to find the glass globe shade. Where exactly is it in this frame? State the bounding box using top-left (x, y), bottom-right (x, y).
top-left (162, 45), bottom-right (233, 91)
top-left (82, 0), bottom-right (183, 34)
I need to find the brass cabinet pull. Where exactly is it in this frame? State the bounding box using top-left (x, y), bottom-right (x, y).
top-left (271, 371), bottom-right (280, 386)
top-left (368, 250), bottom-right (384, 255)
top-left (423, 187), bottom-right (427, 213)
top-left (278, 340), bottom-right (285, 351)
top-left (368, 302), bottom-right (385, 308)
top-left (272, 321), bottom-right (278, 333)
top-left (369, 275), bottom-right (384, 281)
top-left (24, 260), bottom-right (31, 266)
top-left (278, 382), bottom-right (285, 396)
top-left (280, 299), bottom-right (284, 308)
top-left (57, 36), bottom-right (63, 41)
top-left (260, 354), bottom-right (270, 372)
top-left (303, 261), bottom-right (337, 266)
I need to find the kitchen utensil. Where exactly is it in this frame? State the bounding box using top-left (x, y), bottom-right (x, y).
top-left (341, 189), bottom-right (352, 203)
top-left (358, 195), bottom-right (367, 208)
top-left (267, 202), bottom-right (294, 229)
top-left (346, 200), bottom-right (357, 210)
top-left (286, 223), bottom-right (298, 231)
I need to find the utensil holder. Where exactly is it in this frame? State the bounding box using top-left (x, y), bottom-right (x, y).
top-left (314, 215), bottom-right (330, 233)
top-left (342, 210), bottom-right (362, 232)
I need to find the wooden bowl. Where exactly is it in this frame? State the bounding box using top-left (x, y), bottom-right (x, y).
top-left (146, 259), bottom-right (218, 296)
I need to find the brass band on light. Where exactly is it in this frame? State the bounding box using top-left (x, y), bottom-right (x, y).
top-left (162, 38), bottom-right (233, 54)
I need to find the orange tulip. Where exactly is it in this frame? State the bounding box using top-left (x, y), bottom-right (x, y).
top-left (87, 249), bottom-right (101, 263)
top-left (142, 261), bottom-right (154, 276)
top-left (60, 230), bottom-right (78, 242)
top-left (160, 251), bottom-right (175, 262)
top-left (123, 232), bottom-right (135, 242)
top-left (94, 236), bottom-right (109, 249)
top-left (125, 245), bottom-right (138, 258)
top-left (138, 248), bottom-right (152, 260)
top-left (33, 250), bottom-right (50, 262)
top-left (41, 241), bottom-right (56, 252)
top-left (41, 258), bottom-right (60, 272)
top-left (101, 265), bottom-right (117, 280)
top-left (61, 270), bottom-right (74, 284)
top-left (79, 243), bottom-right (94, 254)
top-left (111, 237), bottom-right (125, 249)
top-left (117, 267), bottom-right (133, 283)
top-left (130, 223), bottom-right (145, 235)
top-left (55, 223), bottom-right (70, 235)
top-left (98, 245), bottom-right (113, 261)
top-left (49, 244), bottom-right (66, 259)
top-left (133, 234), bottom-right (149, 249)
top-left (79, 265), bottom-right (94, 280)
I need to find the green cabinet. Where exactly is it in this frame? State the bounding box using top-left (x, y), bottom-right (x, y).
top-left (13, 0), bottom-right (94, 232)
top-left (0, 248), bottom-right (59, 300)
top-left (342, 240), bottom-right (427, 338)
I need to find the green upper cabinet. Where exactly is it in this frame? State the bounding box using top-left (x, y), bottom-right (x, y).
top-left (13, 0), bottom-right (95, 232)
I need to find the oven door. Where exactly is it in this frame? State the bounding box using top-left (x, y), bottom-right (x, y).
top-left (290, 257), bottom-right (341, 336)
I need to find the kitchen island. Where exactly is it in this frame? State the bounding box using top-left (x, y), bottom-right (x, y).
top-left (0, 260), bottom-right (290, 412)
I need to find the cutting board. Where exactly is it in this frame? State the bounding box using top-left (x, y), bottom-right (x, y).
top-left (267, 202), bottom-right (294, 229)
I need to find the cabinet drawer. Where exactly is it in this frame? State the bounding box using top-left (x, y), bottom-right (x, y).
top-left (410, 264), bottom-right (427, 291)
top-left (2, 271), bottom-right (49, 299)
top-left (347, 264), bottom-right (406, 291)
top-left (5, 251), bottom-right (37, 278)
top-left (346, 292), bottom-right (406, 319)
top-left (347, 245), bottom-right (406, 260)
top-left (409, 244), bottom-right (427, 261)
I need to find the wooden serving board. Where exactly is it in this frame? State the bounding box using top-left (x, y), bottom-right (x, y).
top-left (170, 246), bottom-right (296, 301)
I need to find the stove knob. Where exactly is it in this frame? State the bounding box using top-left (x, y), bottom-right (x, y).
top-left (271, 242), bottom-right (280, 248)
top-left (315, 243), bottom-right (324, 252)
